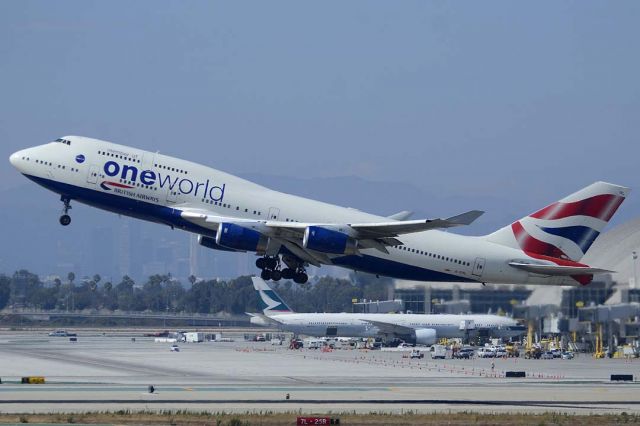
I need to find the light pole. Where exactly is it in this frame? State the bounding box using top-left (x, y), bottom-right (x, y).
top-left (632, 251), bottom-right (638, 289)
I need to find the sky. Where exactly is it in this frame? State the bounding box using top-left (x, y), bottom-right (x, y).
top-left (1, 1), bottom-right (639, 228)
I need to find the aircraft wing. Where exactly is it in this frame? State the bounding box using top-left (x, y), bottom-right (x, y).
top-left (508, 262), bottom-right (613, 276)
top-left (179, 207), bottom-right (483, 263)
top-left (180, 208), bottom-right (483, 239)
top-left (361, 319), bottom-right (415, 336)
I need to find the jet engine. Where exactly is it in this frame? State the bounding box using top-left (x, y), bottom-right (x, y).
top-left (413, 328), bottom-right (437, 346)
top-left (303, 226), bottom-right (358, 255)
top-left (215, 223), bottom-right (268, 252)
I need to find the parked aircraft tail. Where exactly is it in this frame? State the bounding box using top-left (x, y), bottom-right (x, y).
top-left (484, 181), bottom-right (630, 262)
top-left (251, 276), bottom-right (294, 315)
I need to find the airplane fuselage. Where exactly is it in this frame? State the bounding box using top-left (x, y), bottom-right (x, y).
top-left (9, 136), bottom-right (612, 285)
top-left (259, 312), bottom-right (523, 340)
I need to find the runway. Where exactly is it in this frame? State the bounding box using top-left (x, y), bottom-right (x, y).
top-left (0, 330), bottom-right (638, 414)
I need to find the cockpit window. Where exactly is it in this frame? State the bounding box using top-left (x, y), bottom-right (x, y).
top-left (55, 138), bottom-right (71, 145)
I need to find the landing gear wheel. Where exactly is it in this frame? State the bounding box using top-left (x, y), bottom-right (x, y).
top-left (59, 214), bottom-right (71, 226)
top-left (271, 270), bottom-right (282, 281)
top-left (59, 196), bottom-right (72, 226)
top-left (281, 268), bottom-right (295, 280)
top-left (266, 257), bottom-right (278, 270)
top-left (256, 258), bottom-right (267, 270)
top-left (260, 269), bottom-right (272, 281)
top-left (293, 272), bottom-right (308, 284)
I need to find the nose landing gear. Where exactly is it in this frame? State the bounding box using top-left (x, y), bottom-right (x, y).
top-left (59, 196), bottom-right (72, 226)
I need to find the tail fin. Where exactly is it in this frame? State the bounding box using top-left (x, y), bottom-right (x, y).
top-left (251, 276), bottom-right (294, 314)
top-left (484, 181), bottom-right (630, 261)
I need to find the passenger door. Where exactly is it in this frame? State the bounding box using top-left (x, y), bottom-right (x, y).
top-left (472, 257), bottom-right (486, 278)
top-left (268, 207), bottom-right (280, 221)
top-left (87, 165), bottom-right (100, 184)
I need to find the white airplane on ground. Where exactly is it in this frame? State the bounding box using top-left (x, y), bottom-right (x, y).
top-left (248, 277), bottom-right (524, 345)
top-left (10, 136), bottom-right (629, 285)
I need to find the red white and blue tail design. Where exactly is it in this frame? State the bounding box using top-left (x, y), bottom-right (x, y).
top-left (485, 182), bottom-right (630, 262)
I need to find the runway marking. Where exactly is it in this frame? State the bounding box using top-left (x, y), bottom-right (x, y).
top-left (1, 399), bottom-right (638, 407)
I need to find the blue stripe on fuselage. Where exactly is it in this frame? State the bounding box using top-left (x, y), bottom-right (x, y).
top-left (332, 254), bottom-right (475, 282)
top-left (23, 174), bottom-right (217, 238)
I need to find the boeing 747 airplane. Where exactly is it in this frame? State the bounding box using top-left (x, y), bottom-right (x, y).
top-left (248, 277), bottom-right (524, 344)
top-left (9, 136), bottom-right (629, 285)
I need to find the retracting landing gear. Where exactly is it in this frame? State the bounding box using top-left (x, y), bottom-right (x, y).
top-left (59, 196), bottom-right (72, 226)
top-left (256, 255), bottom-right (308, 284)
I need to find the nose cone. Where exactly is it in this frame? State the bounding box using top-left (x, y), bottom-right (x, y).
top-left (9, 151), bottom-right (21, 168)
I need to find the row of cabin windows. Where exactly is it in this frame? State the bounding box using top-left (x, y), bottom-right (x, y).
top-left (309, 322), bottom-right (347, 326)
top-left (32, 158), bottom-right (79, 172)
top-left (154, 163), bottom-right (188, 175)
top-left (55, 138), bottom-right (71, 145)
top-left (120, 178), bottom-right (157, 191)
top-left (98, 150), bottom-right (140, 163)
top-left (198, 198), bottom-right (302, 223)
top-left (395, 245), bottom-right (471, 267)
top-left (201, 198), bottom-right (263, 216)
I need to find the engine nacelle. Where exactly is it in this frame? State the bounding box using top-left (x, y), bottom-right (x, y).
top-left (414, 328), bottom-right (437, 346)
top-left (303, 226), bottom-right (358, 255)
top-left (215, 223), bottom-right (268, 252)
top-left (198, 235), bottom-right (241, 252)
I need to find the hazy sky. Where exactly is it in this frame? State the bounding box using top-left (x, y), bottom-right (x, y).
top-left (2, 1), bottom-right (639, 209)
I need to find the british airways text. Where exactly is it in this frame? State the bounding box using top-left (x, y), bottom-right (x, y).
top-left (103, 161), bottom-right (226, 201)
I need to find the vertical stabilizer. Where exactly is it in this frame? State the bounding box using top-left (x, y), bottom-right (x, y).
top-left (251, 276), bottom-right (294, 314)
top-left (484, 182), bottom-right (630, 261)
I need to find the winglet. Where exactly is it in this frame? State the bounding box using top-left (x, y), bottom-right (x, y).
top-left (444, 210), bottom-right (484, 226)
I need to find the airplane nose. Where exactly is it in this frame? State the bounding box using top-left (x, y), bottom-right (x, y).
top-left (9, 151), bottom-right (21, 168)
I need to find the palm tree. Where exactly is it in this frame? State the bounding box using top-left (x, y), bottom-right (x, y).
top-left (67, 272), bottom-right (75, 311)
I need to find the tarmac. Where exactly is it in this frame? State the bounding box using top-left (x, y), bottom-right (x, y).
top-left (0, 330), bottom-right (639, 414)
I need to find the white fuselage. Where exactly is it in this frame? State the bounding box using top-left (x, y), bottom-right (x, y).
top-left (9, 136), bottom-right (579, 285)
top-left (258, 312), bottom-right (523, 340)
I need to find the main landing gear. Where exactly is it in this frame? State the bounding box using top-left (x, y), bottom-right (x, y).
top-left (256, 256), bottom-right (308, 284)
top-left (59, 196), bottom-right (72, 226)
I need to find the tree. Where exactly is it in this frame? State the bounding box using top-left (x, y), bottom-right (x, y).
top-left (67, 272), bottom-right (76, 311)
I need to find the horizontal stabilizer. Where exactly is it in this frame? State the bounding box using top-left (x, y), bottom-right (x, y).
top-left (508, 262), bottom-right (612, 276)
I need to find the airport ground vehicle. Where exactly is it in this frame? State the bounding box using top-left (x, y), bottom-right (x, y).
top-left (48, 330), bottom-right (76, 337)
top-left (494, 346), bottom-right (508, 357)
top-left (541, 351), bottom-right (554, 359)
top-left (561, 351), bottom-right (574, 360)
top-left (170, 344), bottom-right (180, 352)
top-left (453, 347), bottom-right (475, 359)
top-left (410, 349), bottom-right (425, 359)
top-left (477, 347), bottom-right (496, 358)
top-left (431, 345), bottom-right (447, 359)
top-left (524, 346), bottom-right (542, 359)
top-left (289, 339), bottom-right (303, 349)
